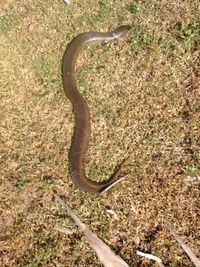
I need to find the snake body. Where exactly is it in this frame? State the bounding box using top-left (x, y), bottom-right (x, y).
top-left (62, 25), bottom-right (131, 194)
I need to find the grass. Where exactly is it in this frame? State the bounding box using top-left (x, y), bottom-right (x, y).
top-left (0, 0), bottom-right (200, 266)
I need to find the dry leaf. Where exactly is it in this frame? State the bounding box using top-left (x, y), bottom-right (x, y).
top-left (55, 194), bottom-right (130, 267)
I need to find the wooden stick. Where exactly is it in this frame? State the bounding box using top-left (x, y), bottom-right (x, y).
top-left (165, 220), bottom-right (200, 267)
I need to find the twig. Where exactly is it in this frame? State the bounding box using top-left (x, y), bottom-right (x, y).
top-left (0, 11), bottom-right (6, 17)
top-left (136, 250), bottom-right (165, 267)
top-left (100, 173), bottom-right (129, 194)
top-left (165, 220), bottom-right (200, 267)
top-left (63, 0), bottom-right (70, 4)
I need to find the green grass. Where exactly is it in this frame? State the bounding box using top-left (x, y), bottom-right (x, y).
top-left (13, 177), bottom-right (32, 192)
top-left (170, 20), bottom-right (200, 50)
top-left (184, 164), bottom-right (198, 176)
top-left (33, 56), bottom-right (59, 87)
top-left (0, 13), bottom-right (20, 33)
top-left (130, 25), bottom-right (154, 53)
top-left (1, 0), bottom-right (199, 266)
top-left (19, 247), bottom-right (58, 267)
top-left (128, 2), bottom-right (142, 14)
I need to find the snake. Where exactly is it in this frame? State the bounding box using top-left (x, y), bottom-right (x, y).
top-left (62, 25), bottom-right (131, 194)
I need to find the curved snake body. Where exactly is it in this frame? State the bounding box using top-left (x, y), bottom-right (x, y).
top-left (62, 25), bottom-right (131, 193)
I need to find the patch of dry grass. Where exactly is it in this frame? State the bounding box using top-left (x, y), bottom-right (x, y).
top-left (0, 0), bottom-right (199, 266)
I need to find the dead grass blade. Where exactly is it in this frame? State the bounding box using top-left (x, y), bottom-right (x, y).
top-left (55, 194), bottom-right (130, 267)
top-left (165, 221), bottom-right (200, 267)
top-left (54, 226), bottom-right (74, 235)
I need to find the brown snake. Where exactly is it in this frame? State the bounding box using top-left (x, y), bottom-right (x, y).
top-left (62, 25), bottom-right (131, 194)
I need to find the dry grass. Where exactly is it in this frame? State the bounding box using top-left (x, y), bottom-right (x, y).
top-left (0, 0), bottom-right (199, 266)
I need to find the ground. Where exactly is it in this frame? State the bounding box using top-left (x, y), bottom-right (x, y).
top-left (0, 0), bottom-right (199, 266)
